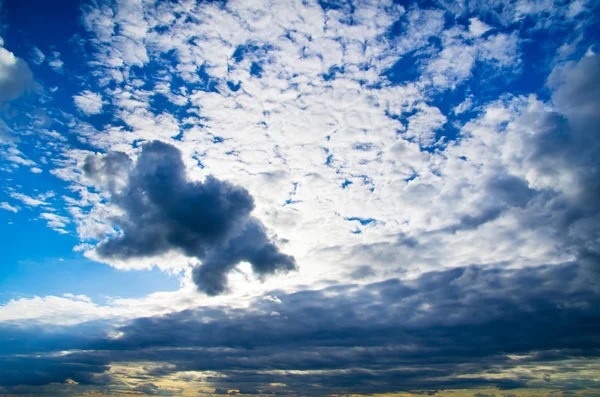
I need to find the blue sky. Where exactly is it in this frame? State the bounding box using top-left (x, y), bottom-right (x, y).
top-left (0, 0), bottom-right (599, 396)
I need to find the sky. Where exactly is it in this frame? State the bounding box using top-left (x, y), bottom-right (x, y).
top-left (0, 0), bottom-right (599, 396)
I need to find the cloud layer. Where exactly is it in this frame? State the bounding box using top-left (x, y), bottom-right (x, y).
top-left (1, 263), bottom-right (598, 394)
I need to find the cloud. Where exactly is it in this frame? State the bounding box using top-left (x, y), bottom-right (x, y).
top-left (73, 90), bottom-right (104, 115)
top-left (48, 51), bottom-right (64, 73)
top-left (84, 141), bottom-right (297, 295)
top-left (9, 192), bottom-right (49, 207)
top-left (0, 202), bottom-right (19, 213)
top-left (0, 39), bottom-right (35, 102)
top-left (469, 18), bottom-right (492, 37)
top-left (40, 212), bottom-right (70, 234)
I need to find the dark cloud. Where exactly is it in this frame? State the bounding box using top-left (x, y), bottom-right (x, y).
top-left (3, 263), bottom-right (597, 395)
top-left (84, 141), bottom-right (296, 295)
top-left (94, 263), bottom-right (600, 394)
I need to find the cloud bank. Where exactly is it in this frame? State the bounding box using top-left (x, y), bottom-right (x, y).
top-left (1, 263), bottom-right (598, 394)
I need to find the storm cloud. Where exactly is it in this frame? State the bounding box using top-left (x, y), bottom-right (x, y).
top-left (84, 141), bottom-right (297, 295)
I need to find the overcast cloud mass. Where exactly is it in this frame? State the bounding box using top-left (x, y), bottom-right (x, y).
top-left (0, 0), bottom-right (599, 396)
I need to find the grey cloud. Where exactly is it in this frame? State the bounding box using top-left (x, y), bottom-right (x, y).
top-left (525, 54), bottom-right (600, 272)
top-left (455, 173), bottom-right (536, 231)
top-left (449, 54), bottom-right (600, 268)
top-left (0, 45), bottom-right (35, 102)
top-left (549, 54), bottom-right (600, 119)
top-left (84, 141), bottom-right (296, 295)
top-left (134, 383), bottom-right (181, 396)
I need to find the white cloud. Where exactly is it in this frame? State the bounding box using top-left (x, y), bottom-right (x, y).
top-left (48, 51), bottom-right (64, 72)
top-left (40, 212), bottom-right (70, 233)
top-left (73, 90), bottom-right (104, 115)
top-left (9, 192), bottom-right (49, 207)
top-left (469, 17), bottom-right (492, 37)
top-left (0, 202), bottom-right (19, 213)
top-left (0, 273), bottom-right (215, 326)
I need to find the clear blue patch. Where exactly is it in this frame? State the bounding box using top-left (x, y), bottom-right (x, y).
top-left (341, 179), bottom-right (353, 189)
top-left (346, 217), bottom-right (376, 225)
top-left (317, 0), bottom-right (346, 11)
top-left (232, 44), bottom-right (262, 63)
top-left (382, 51), bottom-right (420, 85)
top-left (172, 130), bottom-right (185, 141)
top-left (0, 253), bottom-right (181, 305)
top-left (250, 62), bottom-right (264, 78)
top-left (227, 80), bottom-right (242, 91)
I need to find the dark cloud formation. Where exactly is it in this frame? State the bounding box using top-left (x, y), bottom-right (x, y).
top-left (84, 141), bottom-right (297, 295)
top-left (0, 323), bottom-right (112, 387)
top-left (2, 263), bottom-right (598, 395)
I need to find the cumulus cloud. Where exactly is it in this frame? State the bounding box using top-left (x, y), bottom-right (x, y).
top-left (0, 39), bottom-right (35, 102)
top-left (84, 141), bottom-right (297, 295)
top-left (73, 90), bottom-right (104, 115)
